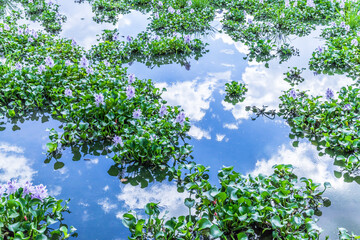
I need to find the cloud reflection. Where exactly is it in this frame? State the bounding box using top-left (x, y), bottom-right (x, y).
top-left (0, 142), bottom-right (36, 184)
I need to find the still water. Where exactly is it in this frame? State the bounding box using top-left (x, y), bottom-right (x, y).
top-left (2, 0), bottom-right (360, 239)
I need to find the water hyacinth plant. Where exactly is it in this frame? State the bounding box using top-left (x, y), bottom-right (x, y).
top-left (0, 181), bottom-right (76, 239)
top-left (91, 30), bottom-right (208, 68)
top-left (123, 164), bottom-right (332, 239)
top-left (0, 21), bottom-right (193, 166)
top-left (278, 85), bottom-right (360, 176)
top-left (224, 81), bottom-right (248, 105)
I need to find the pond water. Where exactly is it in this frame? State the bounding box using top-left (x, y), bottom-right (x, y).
top-left (1, 0), bottom-right (360, 239)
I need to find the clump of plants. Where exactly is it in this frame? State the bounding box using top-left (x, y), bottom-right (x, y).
top-left (123, 163), bottom-right (332, 239)
top-left (224, 81), bottom-right (247, 105)
top-left (0, 180), bottom-right (76, 239)
top-left (278, 85), bottom-right (360, 175)
top-left (90, 30), bottom-right (208, 67)
top-left (0, 21), bottom-right (193, 166)
top-left (0, 0), bottom-right (67, 34)
top-left (283, 67), bottom-right (306, 86)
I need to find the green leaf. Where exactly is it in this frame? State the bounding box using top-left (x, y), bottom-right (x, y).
top-left (197, 218), bottom-right (212, 230)
top-left (209, 225), bottom-right (223, 238)
top-left (270, 216), bottom-right (283, 228)
top-left (8, 222), bottom-right (21, 232)
top-left (46, 142), bottom-right (58, 153)
top-left (237, 232), bottom-right (248, 240)
top-left (54, 161), bottom-right (65, 170)
top-left (184, 198), bottom-right (195, 208)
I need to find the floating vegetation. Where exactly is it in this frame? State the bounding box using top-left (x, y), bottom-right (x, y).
top-left (0, 181), bottom-right (76, 239)
top-left (283, 67), bottom-right (306, 86)
top-left (224, 81), bottom-right (247, 105)
top-left (90, 30), bottom-right (208, 67)
top-left (123, 164), bottom-right (332, 239)
top-left (279, 85), bottom-right (360, 175)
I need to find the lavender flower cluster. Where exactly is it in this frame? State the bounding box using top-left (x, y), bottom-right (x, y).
top-left (0, 180), bottom-right (49, 201)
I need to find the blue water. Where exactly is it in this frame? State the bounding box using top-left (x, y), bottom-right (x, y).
top-left (1, 0), bottom-right (360, 239)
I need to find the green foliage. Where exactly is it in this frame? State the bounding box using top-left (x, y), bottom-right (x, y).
top-left (278, 85), bottom-right (360, 175)
top-left (224, 81), bottom-right (248, 105)
top-left (338, 228), bottom-right (360, 240)
top-left (90, 30), bottom-right (208, 67)
top-left (309, 24), bottom-right (360, 80)
top-left (0, 184), bottom-right (76, 239)
top-left (0, 21), bottom-right (193, 165)
top-left (283, 67), bottom-right (306, 86)
top-left (124, 164), bottom-right (332, 239)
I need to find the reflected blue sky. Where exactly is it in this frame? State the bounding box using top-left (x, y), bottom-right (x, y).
top-left (1, 0), bottom-right (359, 239)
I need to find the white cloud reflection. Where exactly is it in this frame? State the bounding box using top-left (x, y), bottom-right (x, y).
top-left (116, 183), bottom-right (187, 220)
top-left (0, 142), bottom-right (36, 184)
top-left (156, 71), bottom-right (231, 122)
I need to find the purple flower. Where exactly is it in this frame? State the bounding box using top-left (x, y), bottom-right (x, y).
top-left (128, 73), bottom-right (135, 83)
top-left (340, 10), bottom-right (344, 15)
top-left (247, 18), bottom-right (253, 24)
top-left (293, 1), bottom-right (297, 7)
top-left (340, 21), bottom-right (346, 28)
top-left (154, 12), bottom-right (160, 19)
top-left (133, 109), bottom-right (142, 119)
top-left (175, 112), bottom-right (186, 125)
top-left (86, 67), bottom-right (94, 75)
top-left (150, 135), bottom-right (157, 141)
top-left (15, 62), bottom-right (22, 71)
top-left (306, 0), bottom-right (315, 7)
top-left (330, 22), bottom-right (336, 27)
top-left (4, 23), bottom-right (10, 31)
top-left (159, 105), bottom-right (167, 117)
top-left (154, 35), bottom-right (160, 41)
top-left (313, 71), bottom-right (320, 76)
top-left (126, 35), bottom-right (132, 42)
top-left (94, 93), bottom-right (105, 106)
top-left (113, 33), bottom-right (119, 41)
top-left (126, 86), bottom-right (135, 99)
top-left (65, 88), bottom-right (72, 97)
top-left (184, 35), bottom-right (191, 44)
top-left (6, 180), bottom-right (19, 195)
top-left (158, 1), bottom-right (163, 7)
top-left (326, 88), bottom-right (334, 100)
top-left (176, 9), bottom-right (181, 14)
top-left (352, 39), bottom-right (358, 47)
top-left (80, 56), bottom-right (89, 68)
top-left (30, 184), bottom-right (48, 201)
top-left (259, 0), bottom-right (264, 3)
top-left (18, 28), bottom-right (24, 35)
top-left (185, 62), bottom-right (191, 71)
top-left (339, 1), bottom-right (345, 8)
top-left (343, 104), bottom-right (351, 111)
top-left (65, 60), bottom-right (73, 66)
top-left (31, 30), bottom-right (38, 38)
top-left (71, 38), bottom-right (77, 46)
top-left (45, 56), bottom-right (55, 68)
top-left (190, 8), bottom-right (194, 14)
top-left (289, 89), bottom-right (297, 99)
top-left (285, 0), bottom-right (290, 7)
top-left (38, 64), bottom-right (46, 74)
top-left (104, 60), bottom-right (110, 67)
top-left (345, 25), bottom-right (350, 32)
top-left (317, 46), bottom-right (324, 54)
top-left (46, 0), bottom-right (55, 6)
top-left (22, 181), bottom-right (33, 196)
top-left (113, 135), bottom-right (124, 146)
top-left (187, 0), bottom-right (192, 6)
top-left (168, 6), bottom-right (175, 14)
